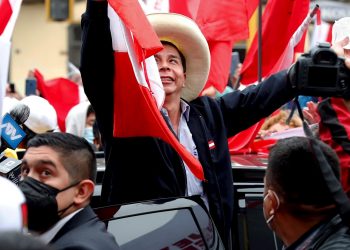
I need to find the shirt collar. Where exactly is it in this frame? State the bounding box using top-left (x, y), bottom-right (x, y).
top-left (161, 100), bottom-right (190, 122)
top-left (180, 99), bottom-right (190, 122)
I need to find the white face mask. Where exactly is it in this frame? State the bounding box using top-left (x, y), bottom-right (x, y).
top-left (263, 190), bottom-right (280, 225)
top-left (83, 126), bottom-right (94, 144)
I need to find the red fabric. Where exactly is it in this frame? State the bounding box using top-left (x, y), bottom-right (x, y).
top-left (228, 121), bottom-right (263, 153)
top-left (0, 0), bottom-right (12, 36)
top-left (241, 0), bottom-right (310, 84)
top-left (108, 0), bottom-right (162, 60)
top-left (202, 40), bottom-right (233, 93)
top-left (319, 98), bottom-right (350, 193)
top-left (316, 8), bottom-right (321, 25)
top-left (326, 23), bottom-right (333, 44)
top-left (113, 51), bottom-right (204, 180)
top-left (246, 0), bottom-right (259, 19)
top-left (33, 69), bottom-right (79, 132)
top-left (109, 1), bottom-right (204, 180)
top-left (169, 0), bottom-right (199, 18)
top-left (170, 0), bottom-right (249, 92)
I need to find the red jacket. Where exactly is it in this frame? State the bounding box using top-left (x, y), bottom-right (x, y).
top-left (318, 98), bottom-right (350, 193)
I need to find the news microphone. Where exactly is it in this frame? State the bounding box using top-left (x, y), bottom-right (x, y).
top-left (0, 113), bottom-right (26, 150)
top-left (0, 103), bottom-right (29, 151)
top-left (0, 156), bottom-right (22, 185)
top-left (9, 104), bottom-right (30, 125)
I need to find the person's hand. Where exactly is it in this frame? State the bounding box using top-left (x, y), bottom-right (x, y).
top-left (331, 36), bottom-right (350, 68)
top-left (201, 86), bottom-right (217, 98)
top-left (257, 129), bottom-right (272, 139)
top-left (303, 101), bottom-right (320, 124)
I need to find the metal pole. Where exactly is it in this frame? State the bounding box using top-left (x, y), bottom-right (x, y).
top-left (258, 0), bottom-right (262, 83)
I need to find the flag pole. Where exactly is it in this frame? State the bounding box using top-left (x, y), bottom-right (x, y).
top-left (258, 0), bottom-right (262, 83)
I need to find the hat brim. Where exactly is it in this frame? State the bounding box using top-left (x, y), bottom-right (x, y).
top-left (148, 13), bottom-right (210, 101)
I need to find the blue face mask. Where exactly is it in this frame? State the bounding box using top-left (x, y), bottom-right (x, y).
top-left (84, 126), bottom-right (94, 144)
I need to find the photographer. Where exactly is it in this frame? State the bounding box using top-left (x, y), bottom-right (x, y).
top-left (301, 21), bottom-right (350, 194)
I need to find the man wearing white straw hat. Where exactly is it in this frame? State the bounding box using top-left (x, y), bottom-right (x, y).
top-left (80, 0), bottom-right (299, 247)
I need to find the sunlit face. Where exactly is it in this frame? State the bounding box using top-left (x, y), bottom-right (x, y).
top-left (20, 146), bottom-right (76, 212)
top-left (155, 44), bottom-right (186, 98)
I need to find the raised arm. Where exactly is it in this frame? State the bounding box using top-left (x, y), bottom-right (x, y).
top-left (80, 0), bottom-right (114, 139)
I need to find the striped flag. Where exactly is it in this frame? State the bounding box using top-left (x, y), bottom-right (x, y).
top-left (230, 1), bottom-right (313, 154)
top-left (241, 0), bottom-right (310, 85)
top-left (246, 0), bottom-right (259, 50)
top-left (0, 0), bottom-right (22, 120)
top-left (107, 0), bottom-right (204, 180)
top-left (0, 0), bottom-right (22, 40)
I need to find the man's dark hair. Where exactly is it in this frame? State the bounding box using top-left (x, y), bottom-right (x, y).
top-left (266, 137), bottom-right (340, 209)
top-left (27, 132), bottom-right (96, 183)
top-left (161, 41), bottom-right (186, 72)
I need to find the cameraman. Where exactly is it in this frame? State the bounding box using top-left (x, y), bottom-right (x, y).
top-left (303, 25), bottom-right (350, 194)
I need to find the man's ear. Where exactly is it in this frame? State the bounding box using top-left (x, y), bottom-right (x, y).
top-left (267, 189), bottom-right (280, 214)
top-left (73, 180), bottom-right (95, 205)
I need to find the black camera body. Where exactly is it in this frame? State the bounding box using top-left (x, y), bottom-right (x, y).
top-left (293, 42), bottom-right (350, 98)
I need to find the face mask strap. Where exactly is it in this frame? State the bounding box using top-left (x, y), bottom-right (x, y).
top-left (57, 201), bottom-right (75, 217)
top-left (58, 180), bottom-right (81, 194)
top-left (264, 190), bottom-right (281, 224)
top-left (56, 181), bottom-right (82, 217)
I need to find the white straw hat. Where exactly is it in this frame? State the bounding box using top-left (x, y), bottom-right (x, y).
top-left (148, 13), bottom-right (210, 101)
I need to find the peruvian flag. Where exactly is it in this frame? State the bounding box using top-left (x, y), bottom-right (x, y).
top-left (240, 0), bottom-right (310, 85)
top-left (268, 6), bottom-right (317, 76)
top-left (0, 0), bottom-right (22, 40)
top-left (229, 1), bottom-right (314, 154)
top-left (33, 69), bottom-right (80, 132)
top-left (0, 0), bottom-right (22, 119)
top-left (310, 20), bottom-right (333, 48)
top-left (108, 0), bottom-right (204, 180)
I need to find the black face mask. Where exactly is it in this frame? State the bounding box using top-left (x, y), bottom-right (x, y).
top-left (18, 176), bottom-right (79, 233)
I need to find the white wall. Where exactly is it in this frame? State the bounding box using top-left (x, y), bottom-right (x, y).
top-left (10, 1), bottom-right (86, 95)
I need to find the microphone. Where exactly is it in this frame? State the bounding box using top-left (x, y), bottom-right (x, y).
top-left (0, 156), bottom-right (22, 185)
top-left (0, 104), bottom-right (29, 150)
top-left (0, 104), bottom-right (29, 184)
top-left (9, 104), bottom-right (30, 125)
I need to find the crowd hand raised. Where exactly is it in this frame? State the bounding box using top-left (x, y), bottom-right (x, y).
top-left (302, 101), bottom-right (320, 124)
top-left (332, 36), bottom-right (350, 68)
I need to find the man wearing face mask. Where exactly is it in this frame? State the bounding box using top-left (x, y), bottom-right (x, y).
top-left (18, 132), bottom-right (119, 250)
top-left (264, 137), bottom-right (350, 249)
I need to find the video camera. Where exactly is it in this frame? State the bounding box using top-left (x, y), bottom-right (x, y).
top-left (291, 42), bottom-right (350, 99)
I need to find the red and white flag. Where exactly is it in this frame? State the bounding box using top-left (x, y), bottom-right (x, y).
top-left (108, 0), bottom-right (204, 180)
top-left (241, 0), bottom-right (310, 85)
top-left (229, 0), bottom-right (312, 154)
top-left (310, 20), bottom-right (332, 48)
top-left (0, 0), bottom-right (22, 40)
top-left (0, 0), bottom-right (22, 119)
top-left (268, 6), bottom-right (317, 76)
